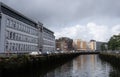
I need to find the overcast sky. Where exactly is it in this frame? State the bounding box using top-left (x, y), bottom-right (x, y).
top-left (2, 0), bottom-right (120, 42)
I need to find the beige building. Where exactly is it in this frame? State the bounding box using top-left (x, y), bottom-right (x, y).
top-left (81, 41), bottom-right (87, 50)
top-left (73, 39), bottom-right (87, 51)
top-left (89, 40), bottom-right (96, 51)
top-left (73, 39), bottom-right (104, 52)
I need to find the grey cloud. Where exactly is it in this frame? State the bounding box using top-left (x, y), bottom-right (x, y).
top-left (2, 0), bottom-right (120, 29)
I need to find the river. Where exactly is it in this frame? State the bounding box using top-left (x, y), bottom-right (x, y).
top-left (41, 55), bottom-right (120, 77)
top-left (5, 55), bottom-right (120, 77)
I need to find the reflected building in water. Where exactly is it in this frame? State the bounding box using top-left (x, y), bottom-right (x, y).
top-left (44, 61), bottom-right (73, 77)
top-left (38, 55), bottom-right (118, 77)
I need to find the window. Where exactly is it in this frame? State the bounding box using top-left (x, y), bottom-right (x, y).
top-left (23, 44), bottom-right (25, 51)
top-left (21, 25), bottom-right (23, 31)
top-left (18, 23), bottom-right (20, 30)
top-left (16, 43), bottom-right (18, 51)
top-left (13, 21), bottom-right (16, 29)
top-left (23, 25), bottom-right (25, 31)
top-left (6, 19), bottom-right (10, 27)
top-left (26, 27), bottom-right (28, 33)
top-left (28, 27), bottom-right (30, 33)
top-left (21, 44), bottom-right (23, 51)
top-left (19, 24), bottom-right (22, 31)
top-left (15, 33), bottom-right (18, 40)
top-left (13, 43), bottom-right (15, 51)
top-left (18, 44), bottom-right (20, 51)
top-left (13, 32), bottom-right (15, 40)
top-left (25, 45), bottom-right (26, 51)
top-left (30, 28), bottom-right (31, 34)
top-left (16, 23), bottom-right (19, 30)
top-left (15, 43), bottom-right (17, 51)
top-left (6, 31), bottom-right (9, 39)
top-left (24, 26), bottom-right (26, 32)
top-left (21, 35), bottom-right (23, 41)
top-left (9, 43), bottom-right (12, 51)
top-left (11, 20), bottom-right (14, 28)
top-left (9, 20), bottom-right (12, 28)
top-left (10, 32), bottom-right (13, 39)
top-left (26, 45), bottom-right (28, 51)
top-left (20, 44), bottom-right (22, 51)
top-left (31, 29), bottom-right (33, 35)
top-left (20, 34), bottom-right (22, 41)
top-left (5, 41), bottom-right (9, 51)
top-left (10, 43), bottom-right (13, 51)
top-left (17, 34), bottom-right (19, 41)
top-left (23, 35), bottom-right (25, 42)
top-left (18, 24), bottom-right (21, 31)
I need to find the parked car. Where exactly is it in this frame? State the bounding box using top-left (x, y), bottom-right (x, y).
top-left (55, 51), bottom-right (59, 54)
top-left (29, 52), bottom-right (41, 55)
top-left (116, 51), bottom-right (119, 54)
top-left (60, 51), bottom-right (64, 53)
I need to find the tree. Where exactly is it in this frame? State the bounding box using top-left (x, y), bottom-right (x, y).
top-left (108, 34), bottom-right (120, 50)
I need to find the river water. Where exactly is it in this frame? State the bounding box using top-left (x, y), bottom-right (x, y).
top-left (41, 55), bottom-right (120, 77)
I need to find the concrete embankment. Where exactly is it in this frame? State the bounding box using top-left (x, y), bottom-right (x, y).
top-left (0, 53), bottom-right (80, 76)
top-left (99, 53), bottom-right (120, 70)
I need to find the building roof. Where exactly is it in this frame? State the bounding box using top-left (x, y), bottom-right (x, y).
top-left (90, 40), bottom-right (96, 42)
top-left (43, 26), bottom-right (54, 34)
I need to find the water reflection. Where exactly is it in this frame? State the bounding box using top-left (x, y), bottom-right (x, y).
top-left (43, 55), bottom-right (120, 77)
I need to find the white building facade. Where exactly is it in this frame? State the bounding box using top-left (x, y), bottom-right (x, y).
top-left (0, 2), bottom-right (55, 54)
top-left (0, 3), bottom-right (39, 54)
top-left (42, 27), bottom-right (55, 53)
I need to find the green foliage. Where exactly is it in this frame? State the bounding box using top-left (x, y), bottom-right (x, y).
top-left (108, 34), bottom-right (120, 50)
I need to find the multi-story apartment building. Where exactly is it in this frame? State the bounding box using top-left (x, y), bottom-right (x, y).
top-left (0, 2), bottom-right (55, 55)
top-left (73, 39), bottom-right (87, 51)
top-left (73, 39), bottom-right (81, 50)
top-left (81, 41), bottom-right (87, 50)
top-left (56, 37), bottom-right (73, 52)
top-left (0, 2), bottom-right (39, 54)
top-left (56, 40), bottom-right (66, 51)
top-left (89, 40), bottom-right (96, 51)
top-left (42, 27), bottom-right (55, 53)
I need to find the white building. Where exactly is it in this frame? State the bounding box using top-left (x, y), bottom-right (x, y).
top-left (0, 2), bottom-right (39, 54)
top-left (42, 27), bottom-right (55, 53)
top-left (0, 2), bottom-right (55, 55)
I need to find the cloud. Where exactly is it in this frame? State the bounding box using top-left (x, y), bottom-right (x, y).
top-left (2, 0), bottom-right (120, 41)
top-left (111, 25), bottom-right (120, 35)
top-left (55, 22), bottom-right (120, 42)
top-left (2, 0), bottom-right (120, 27)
